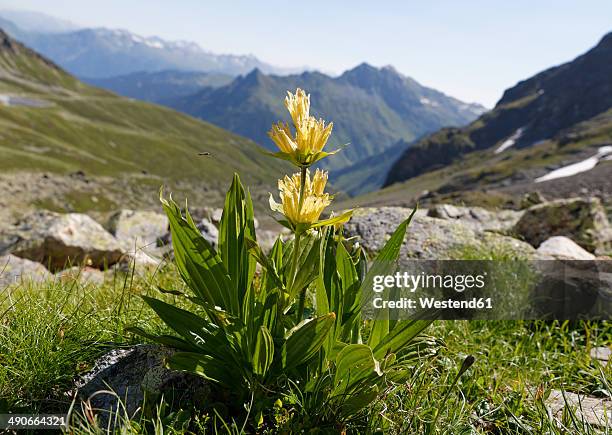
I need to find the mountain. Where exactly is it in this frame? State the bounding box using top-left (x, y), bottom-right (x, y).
top-left (83, 70), bottom-right (234, 103)
top-left (375, 32), bottom-right (612, 207)
top-left (0, 10), bottom-right (80, 33)
top-left (166, 64), bottom-right (485, 191)
top-left (0, 29), bottom-right (284, 222)
top-left (0, 14), bottom-right (292, 78)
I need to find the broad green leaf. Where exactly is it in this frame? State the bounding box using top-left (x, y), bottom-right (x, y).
top-left (366, 208), bottom-right (417, 349)
top-left (219, 174), bottom-right (257, 316)
top-left (336, 242), bottom-right (360, 329)
top-left (160, 193), bottom-right (234, 317)
top-left (333, 344), bottom-right (382, 395)
top-left (310, 210), bottom-right (354, 230)
top-left (168, 352), bottom-right (240, 389)
top-left (245, 236), bottom-right (285, 291)
top-left (338, 385), bottom-right (379, 417)
top-left (372, 310), bottom-right (438, 360)
top-left (282, 313), bottom-right (336, 369)
top-left (253, 326), bottom-right (274, 376)
top-left (141, 296), bottom-right (238, 363)
top-left (285, 233), bottom-right (321, 297)
top-left (125, 326), bottom-right (196, 352)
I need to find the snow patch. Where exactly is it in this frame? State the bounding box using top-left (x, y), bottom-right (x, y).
top-left (419, 97), bottom-right (439, 108)
top-left (535, 146), bottom-right (612, 182)
top-left (144, 39), bottom-right (164, 49)
top-left (495, 127), bottom-right (524, 154)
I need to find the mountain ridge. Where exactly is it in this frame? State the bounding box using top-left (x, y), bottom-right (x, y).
top-left (385, 31), bottom-right (612, 187)
top-left (165, 63), bottom-right (485, 192)
top-left (0, 14), bottom-right (297, 78)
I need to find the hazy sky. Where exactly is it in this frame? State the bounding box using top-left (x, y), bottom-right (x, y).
top-left (1, 0), bottom-right (611, 107)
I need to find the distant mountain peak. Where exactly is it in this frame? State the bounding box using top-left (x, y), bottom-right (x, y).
top-left (0, 14), bottom-right (303, 78)
top-left (0, 9), bottom-right (80, 34)
top-left (385, 30), bottom-right (612, 192)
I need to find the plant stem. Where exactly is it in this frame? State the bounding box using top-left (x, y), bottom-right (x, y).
top-left (297, 165), bottom-right (307, 214)
top-left (292, 166), bottom-right (308, 321)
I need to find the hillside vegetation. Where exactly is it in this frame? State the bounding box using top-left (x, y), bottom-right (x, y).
top-left (0, 30), bottom-right (284, 221)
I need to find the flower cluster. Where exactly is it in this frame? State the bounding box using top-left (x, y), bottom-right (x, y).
top-left (269, 169), bottom-right (331, 225)
top-left (268, 89), bottom-right (335, 168)
top-left (268, 89), bottom-right (351, 231)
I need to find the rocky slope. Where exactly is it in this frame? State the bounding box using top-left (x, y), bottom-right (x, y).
top-left (0, 29), bottom-right (285, 223)
top-left (383, 32), bottom-right (612, 203)
top-left (2, 195), bottom-right (609, 289)
top-left (165, 64), bottom-right (485, 191)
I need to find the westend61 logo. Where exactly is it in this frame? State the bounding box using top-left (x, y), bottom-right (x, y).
top-left (371, 271), bottom-right (492, 310)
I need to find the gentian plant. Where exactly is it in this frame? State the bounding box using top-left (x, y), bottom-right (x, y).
top-left (132, 89), bottom-right (434, 431)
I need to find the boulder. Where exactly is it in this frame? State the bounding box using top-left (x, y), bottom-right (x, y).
top-left (513, 197), bottom-right (612, 254)
top-left (0, 211), bottom-right (124, 271)
top-left (536, 236), bottom-right (596, 260)
top-left (158, 218), bottom-right (219, 256)
top-left (115, 250), bottom-right (163, 275)
top-left (0, 254), bottom-right (52, 289)
top-left (56, 266), bottom-right (106, 285)
top-left (546, 390), bottom-right (611, 427)
top-left (106, 210), bottom-right (168, 255)
top-left (344, 207), bottom-right (535, 261)
top-left (427, 204), bottom-right (523, 233)
top-left (75, 345), bottom-right (210, 428)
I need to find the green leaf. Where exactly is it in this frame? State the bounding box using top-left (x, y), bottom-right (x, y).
top-left (334, 344), bottom-right (382, 394)
top-left (141, 296), bottom-right (239, 363)
top-left (253, 326), bottom-right (274, 376)
top-left (289, 234), bottom-right (321, 297)
top-left (219, 174), bottom-right (257, 316)
top-left (125, 326), bottom-right (196, 352)
top-left (282, 313), bottom-right (336, 369)
top-left (246, 236), bottom-right (285, 291)
top-left (310, 210), bottom-right (354, 229)
top-left (365, 208), bottom-right (418, 349)
top-left (372, 310), bottom-right (438, 360)
top-left (168, 352), bottom-right (240, 389)
top-left (339, 385), bottom-right (379, 417)
top-left (160, 193), bottom-right (234, 317)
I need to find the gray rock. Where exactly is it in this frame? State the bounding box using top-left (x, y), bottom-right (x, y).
top-left (75, 345), bottom-right (210, 428)
top-left (0, 254), bottom-right (52, 289)
top-left (546, 389), bottom-right (611, 427)
top-left (427, 204), bottom-right (523, 233)
top-left (0, 211), bottom-right (124, 271)
top-left (115, 250), bottom-right (163, 275)
top-left (345, 207), bottom-right (535, 261)
top-left (513, 197), bottom-right (612, 254)
top-left (107, 210), bottom-right (168, 255)
top-left (56, 266), bottom-right (106, 285)
top-left (590, 346), bottom-right (610, 364)
top-left (197, 219), bottom-right (219, 247)
top-left (536, 236), bottom-right (596, 260)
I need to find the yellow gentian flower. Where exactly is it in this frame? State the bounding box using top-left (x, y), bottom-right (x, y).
top-left (267, 88), bottom-right (337, 167)
top-left (269, 168), bottom-right (353, 232)
top-left (270, 169), bottom-right (331, 225)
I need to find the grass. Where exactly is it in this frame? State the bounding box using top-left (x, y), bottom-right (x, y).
top-left (0, 264), bottom-right (610, 433)
top-left (0, 33), bottom-right (288, 220)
